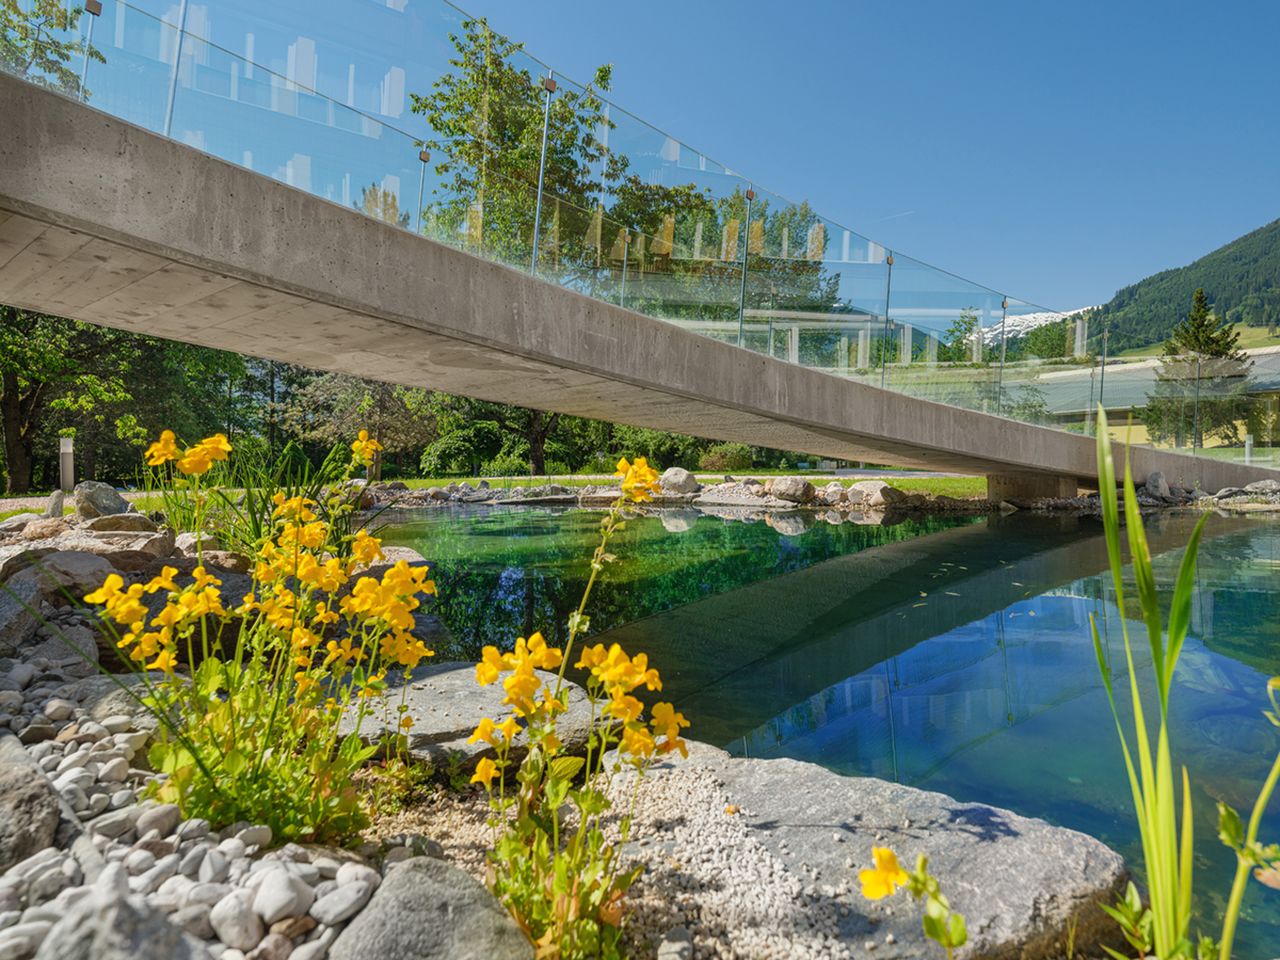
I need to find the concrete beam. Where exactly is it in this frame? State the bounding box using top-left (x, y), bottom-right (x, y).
top-left (0, 73), bottom-right (1276, 492)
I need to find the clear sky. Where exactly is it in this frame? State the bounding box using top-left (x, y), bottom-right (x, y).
top-left (452, 0), bottom-right (1280, 311)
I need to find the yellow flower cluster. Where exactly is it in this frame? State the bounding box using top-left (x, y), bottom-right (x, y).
top-left (475, 632), bottom-right (563, 718)
top-left (576, 642), bottom-right (687, 759)
top-left (145, 430), bottom-right (232, 476)
top-left (85, 564), bottom-right (228, 672)
top-left (614, 457), bottom-right (661, 502)
top-left (91, 430), bottom-right (436, 701)
top-left (351, 429), bottom-right (383, 467)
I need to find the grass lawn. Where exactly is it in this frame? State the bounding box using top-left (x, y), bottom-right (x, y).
top-left (1116, 323), bottom-right (1280, 358)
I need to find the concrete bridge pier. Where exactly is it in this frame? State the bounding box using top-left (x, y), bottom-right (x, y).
top-left (987, 473), bottom-right (1082, 502)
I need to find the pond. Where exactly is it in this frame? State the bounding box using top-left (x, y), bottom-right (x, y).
top-left (381, 506), bottom-right (1280, 957)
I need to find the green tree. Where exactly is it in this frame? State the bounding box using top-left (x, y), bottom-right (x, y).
top-left (1, 0), bottom-right (103, 97)
top-left (1145, 288), bottom-right (1252, 448)
top-left (0, 307), bottom-right (133, 493)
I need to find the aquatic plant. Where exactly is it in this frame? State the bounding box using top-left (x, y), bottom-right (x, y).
top-left (85, 429), bottom-right (435, 841)
top-left (1090, 407), bottom-right (1280, 959)
top-left (468, 456), bottom-right (689, 958)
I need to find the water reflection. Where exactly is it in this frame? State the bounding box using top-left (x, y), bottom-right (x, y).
top-left (382, 506), bottom-right (1280, 957)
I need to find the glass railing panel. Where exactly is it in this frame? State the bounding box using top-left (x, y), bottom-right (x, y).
top-left (73, 0), bottom-right (175, 132)
top-left (882, 254), bottom-right (1002, 413)
top-left (168, 30), bottom-right (421, 224)
top-left (997, 299), bottom-right (1091, 430)
top-left (741, 187), bottom-right (891, 386)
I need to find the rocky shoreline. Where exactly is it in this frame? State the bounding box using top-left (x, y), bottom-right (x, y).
top-left (0, 480), bottom-right (1141, 959)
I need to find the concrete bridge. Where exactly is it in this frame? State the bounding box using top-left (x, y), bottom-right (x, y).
top-left (0, 74), bottom-right (1274, 496)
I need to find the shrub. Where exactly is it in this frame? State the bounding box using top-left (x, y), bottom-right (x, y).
top-left (481, 452), bottom-right (531, 477)
top-left (698, 441), bottom-right (753, 472)
top-left (468, 457), bottom-right (689, 957)
top-left (85, 428), bottom-right (435, 842)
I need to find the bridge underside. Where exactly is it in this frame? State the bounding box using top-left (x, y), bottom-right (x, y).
top-left (0, 74), bottom-right (1273, 494)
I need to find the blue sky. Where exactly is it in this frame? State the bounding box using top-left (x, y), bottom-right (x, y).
top-left (454, 0), bottom-right (1280, 311)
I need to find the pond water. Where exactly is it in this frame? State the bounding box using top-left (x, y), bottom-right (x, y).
top-left (381, 506), bottom-right (1280, 957)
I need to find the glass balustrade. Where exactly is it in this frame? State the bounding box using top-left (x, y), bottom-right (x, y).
top-left (5, 0), bottom-right (1277, 470)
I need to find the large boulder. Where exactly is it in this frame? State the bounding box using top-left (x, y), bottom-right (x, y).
top-left (659, 467), bottom-right (701, 495)
top-left (81, 514), bottom-right (157, 533)
top-left (1244, 478), bottom-right (1280, 495)
top-left (73, 481), bottom-right (130, 520)
top-left (0, 577), bottom-right (39, 657)
top-left (685, 748), bottom-right (1126, 960)
top-left (21, 518), bottom-right (71, 540)
top-left (0, 512), bottom-right (41, 533)
top-left (329, 857), bottom-right (532, 960)
top-left (765, 476), bottom-right (815, 504)
top-left (34, 888), bottom-right (210, 960)
top-left (847, 480), bottom-right (889, 507)
top-left (8, 551), bottom-right (114, 605)
top-left (41, 490), bottom-right (65, 519)
top-left (1142, 471), bottom-right (1171, 499)
top-left (0, 733), bottom-right (61, 873)
top-left (341, 661), bottom-right (592, 771)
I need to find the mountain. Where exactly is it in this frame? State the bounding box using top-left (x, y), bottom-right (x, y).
top-left (1084, 218), bottom-right (1280, 353)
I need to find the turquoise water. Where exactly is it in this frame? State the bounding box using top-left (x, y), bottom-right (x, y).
top-left (382, 507), bottom-right (1280, 957)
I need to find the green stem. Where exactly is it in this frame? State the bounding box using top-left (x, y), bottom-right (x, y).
top-left (1220, 747), bottom-right (1280, 960)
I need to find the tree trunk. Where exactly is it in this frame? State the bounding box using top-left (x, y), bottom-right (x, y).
top-left (526, 411), bottom-right (560, 476)
top-left (1, 371), bottom-right (33, 494)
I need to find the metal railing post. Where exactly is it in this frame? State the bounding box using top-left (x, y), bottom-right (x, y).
top-left (161, 0), bottom-right (189, 137)
top-left (880, 253), bottom-right (894, 389)
top-left (735, 188), bottom-right (754, 348)
top-left (996, 297), bottom-right (1007, 415)
top-left (415, 149), bottom-right (429, 235)
top-left (78, 0), bottom-right (100, 101)
top-left (530, 72), bottom-right (555, 274)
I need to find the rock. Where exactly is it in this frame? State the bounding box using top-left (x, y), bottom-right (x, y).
top-left (41, 493), bottom-right (64, 521)
top-left (235, 825), bottom-right (272, 849)
top-left (80, 515), bottom-right (156, 534)
top-left (308, 880), bottom-right (372, 925)
top-left (8, 553), bottom-right (114, 606)
top-left (203, 551), bottom-right (250, 574)
top-left (425, 487), bottom-right (447, 501)
top-left (34, 889), bottom-right (210, 959)
top-left (1244, 478), bottom-right (1280, 494)
top-left (134, 804), bottom-right (181, 838)
top-left (335, 863), bottom-right (380, 890)
top-left (247, 932), bottom-right (293, 960)
top-left (328, 858), bottom-right (531, 960)
top-left (847, 481), bottom-right (888, 507)
top-left (72, 482), bottom-right (130, 520)
top-left (210, 890), bottom-right (264, 952)
top-left (63, 676), bottom-right (157, 732)
top-left (169, 904), bottom-right (214, 940)
top-left (20, 519), bottom-right (70, 541)
top-left (1142, 471), bottom-right (1171, 499)
top-left (173, 532), bottom-right (218, 556)
top-left (339, 662), bottom-right (593, 771)
top-left (879, 484), bottom-right (909, 504)
top-left (822, 482), bottom-right (847, 503)
top-left (766, 476), bottom-right (815, 503)
top-left (0, 734), bottom-right (61, 873)
top-left (0, 513), bottom-right (41, 533)
top-left (680, 747), bottom-right (1126, 960)
top-left (252, 869), bottom-right (314, 925)
top-left (0, 578), bottom-right (39, 658)
top-left (659, 509), bottom-right (700, 534)
top-left (659, 468), bottom-right (701, 494)
top-left (1214, 486), bottom-right (1244, 499)
top-left (656, 926), bottom-right (693, 960)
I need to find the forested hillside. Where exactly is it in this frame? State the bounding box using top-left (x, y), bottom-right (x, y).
top-left (1086, 218), bottom-right (1280, 352)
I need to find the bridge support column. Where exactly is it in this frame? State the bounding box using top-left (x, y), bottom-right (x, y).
top-left (857, 329), bottom-right (870, 369)
top-left (899, 323), bottom-right (913, 364)
top-left (986, 473), bottom-right (1081, 502)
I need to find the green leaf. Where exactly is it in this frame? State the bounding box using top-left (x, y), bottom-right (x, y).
top-left (549, 756), bottom-right (585, 783)
top-left (947, 911), bottom-right (968, 948)
top-left (1218, 802), bottom-right (1245, 851)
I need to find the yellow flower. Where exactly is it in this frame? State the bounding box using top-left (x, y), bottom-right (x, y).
top-left (614, 456), bottom-right (661, 502)
top-left (651, 701), bottom-right (690, 757)
top-left (351, 429), bottom-right (383, 466)
top-left (144, 566), bottom-right (179, 595)
top-left (608, 692), bottom-right (644, 725)
top-left (272, 492), bottom-right (317, 522)
top-left (497, 717), bottom-right (519, 742)
top-left (146, 648), bottom-right (178, 673)
top-left (351, 529), bottom-right (383, 566)
top-left (468, 717), bottom-right (498, 746)
top-left (84, 574), bottom-right (125, 606)
top-left (619, 724), bottom-right (656, 759)
top-left (176, 445), bottom-right (213, 476)
top-left (1269, 677), bottom-right (1280, 690)
top-left (471, 756), bottom-right (499, 789)
top-left (198, 433), bottom-right (232, 462)
top-left (144, 430), bottom-right (180, 466)
top-left (859, 847), bottom-right (909, 901)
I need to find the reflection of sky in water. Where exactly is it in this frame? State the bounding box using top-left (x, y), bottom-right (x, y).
top-left (384, 508), bottom-right (1280, 957)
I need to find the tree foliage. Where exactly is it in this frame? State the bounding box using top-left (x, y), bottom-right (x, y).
top-left (0, 0), bottom-right (103, 97)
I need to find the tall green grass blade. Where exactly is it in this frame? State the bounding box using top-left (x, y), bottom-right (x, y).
top-left (1122, 451), bottom-right (1166, 707)
top-left (1179, 766), bottom-right (1194, 942)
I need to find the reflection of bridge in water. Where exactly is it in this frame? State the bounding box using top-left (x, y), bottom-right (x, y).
top-left (596, 512), bottom-right (1249, 751)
